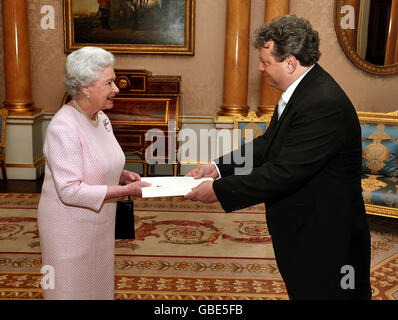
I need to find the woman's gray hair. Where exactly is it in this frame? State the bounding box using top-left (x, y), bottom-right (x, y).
top-left (253, 14), bottom-right (321, 66)
top-left (63, 46), bottom-right (115, 98)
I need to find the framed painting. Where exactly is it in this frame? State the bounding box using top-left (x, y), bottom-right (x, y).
top-left (63, 0), bottom-right (195, 55)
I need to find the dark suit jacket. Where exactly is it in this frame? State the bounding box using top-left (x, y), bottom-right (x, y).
top-left (213, 64), bottom-right (371, 300)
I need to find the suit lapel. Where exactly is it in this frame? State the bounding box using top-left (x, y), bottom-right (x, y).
top-left (266, 103), bottom-right (279, 131)
top-left (262, 109), bottom-right (282, 155)
top-left (260, 103), bottom-right (281, 155)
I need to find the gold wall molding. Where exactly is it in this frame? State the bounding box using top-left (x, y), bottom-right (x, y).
top-left (6, 157), bottom-right (45, 169)
top-left (6, 113), bottom-right (45, 125)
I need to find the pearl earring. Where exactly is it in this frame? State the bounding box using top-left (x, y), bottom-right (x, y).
top-left (86, 95), bottom-right (90, 99)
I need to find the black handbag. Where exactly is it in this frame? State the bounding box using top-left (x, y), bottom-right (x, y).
top-left (115, 196), bottom-right (135, 239)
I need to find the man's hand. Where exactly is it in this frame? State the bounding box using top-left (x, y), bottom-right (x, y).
top-left (184, 180), bottom-right (218, 203)
top-left (186, 163), bottom-right (219, 180)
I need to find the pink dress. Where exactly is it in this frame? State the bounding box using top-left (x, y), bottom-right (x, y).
top-left (37, 105), bottom-right (125, 300)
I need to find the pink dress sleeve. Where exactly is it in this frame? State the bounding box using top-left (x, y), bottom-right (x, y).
top-left (44, 113), bottom-right (107, 212)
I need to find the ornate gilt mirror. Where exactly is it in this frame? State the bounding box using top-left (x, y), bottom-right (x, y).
top-left (334, 0), bottom-right (398, 75)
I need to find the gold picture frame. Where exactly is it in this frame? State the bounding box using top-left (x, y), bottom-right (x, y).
top-left (63, 0), bottom-right (195, 55)
top-left (334, 0), bottom-right (398, 75)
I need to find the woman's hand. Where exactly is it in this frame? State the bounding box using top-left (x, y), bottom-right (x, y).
top-left (105, 171), bottom-right (150, 200)
top-left (120, 170), bottom-right (141, 185)
top-left (125, 180), bottom-right (151, 197)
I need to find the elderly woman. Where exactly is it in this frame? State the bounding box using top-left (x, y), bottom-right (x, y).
top-left (37, 46), bottom-right (149, 300)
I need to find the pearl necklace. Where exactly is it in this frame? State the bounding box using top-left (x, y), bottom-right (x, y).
top-left (72, 100), bottom-right (99, 128)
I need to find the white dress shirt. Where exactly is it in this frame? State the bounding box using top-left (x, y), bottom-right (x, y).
top-left (278, 64), bottom-right (315, 119)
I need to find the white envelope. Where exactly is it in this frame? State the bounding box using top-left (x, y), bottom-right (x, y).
top-left (141, 176), bottom-right (213, 198)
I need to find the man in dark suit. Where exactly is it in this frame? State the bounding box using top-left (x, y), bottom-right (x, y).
top-left (185, 15), bottom-right (372, 300)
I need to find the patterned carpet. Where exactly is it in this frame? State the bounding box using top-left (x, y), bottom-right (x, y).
top-left (0, 193), bottom-right (397, 300)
